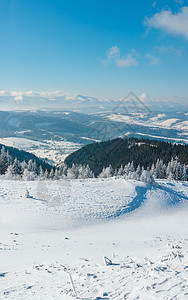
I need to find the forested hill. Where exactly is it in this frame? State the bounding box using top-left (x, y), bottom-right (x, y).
top-left (65, 138), bottom-right (188, 176)
top-left (0, 143), bottom-right (51, 170)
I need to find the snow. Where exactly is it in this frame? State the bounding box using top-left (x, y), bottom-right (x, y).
top-left (150, 113), bottom-right (166, 121)
top-left (0, 178), bottom-right (188, 299)
top-left (106, 113), bottom-right (188, 143)
top-left (157, 118), bottom-right (179, 127)
top-left (0, 137), bottom-right (82, 165)
top-left (137, 132), bottom-right (188, 144)
top-left (175, 121), bottom-right (188, 131)
top-left (0, 137), bottom-right (43, 149)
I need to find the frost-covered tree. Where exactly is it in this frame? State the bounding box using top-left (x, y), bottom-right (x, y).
top-left (98, 165), bottom-right (114, 178)
top-left (49, 169), bottom-right (54, 179)
top-left (117, 164), bottom-right (124, 176)
top-left (38, 165), bottom-right (44, 180)
top-left (27, 160), bottom-right (34, 172)
top-left (182, 165), bottom-right (188, 181)
top-left (67, 168), bottom-right (76, 179)
top-left (21, 160), bottom-right (28, 173)
top-left (12, 158), bottom-right (22, 176)
top-left (23, 169), bottom-right (36, 181)
top-left (54, 169), bottom-right (60, 180)
top-left (167, 171), bottom-right (174, 180)
top-left (0, 146), bottom-right (9, 175)
top-left (140, 170), bottom-right (154, 184)
top-left (4, 164), bottom-right (14, 179)
top-left (127, 171), bottom-right (140, 181)
top-left (136, 164), bottom-right (141, 176)
top-left (129, 161), bottom-right (135, 173)
top-left (44, 169), bottom-right (49, 179)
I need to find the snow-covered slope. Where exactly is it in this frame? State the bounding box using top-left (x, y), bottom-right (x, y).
top-left (0, 137), bottom-right (82, 165)
top-left (0, 178), bottom-right (188, 299)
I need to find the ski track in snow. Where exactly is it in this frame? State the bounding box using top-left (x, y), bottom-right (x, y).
top-left (0, 178), bottom-right (188, 299)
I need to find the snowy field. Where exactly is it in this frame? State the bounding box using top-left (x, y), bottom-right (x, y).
top-left (0, 178), bottom-right (188, 299)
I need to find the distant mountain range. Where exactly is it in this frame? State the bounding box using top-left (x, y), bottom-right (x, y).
top-left (0, 90), bottom-right (187, 113)
top-left (0, 91), bottom-right (187, 165)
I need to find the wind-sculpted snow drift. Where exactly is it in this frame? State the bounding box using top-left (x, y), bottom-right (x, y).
top-left (1, 178), bottom-right (187, 228)
top-left (0, 178), bottom-right (188, 299)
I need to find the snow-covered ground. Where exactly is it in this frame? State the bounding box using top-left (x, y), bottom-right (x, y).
top-left (0, 137), bottom-right (82, 165)
top-left (0, 178), bottom-right (188, 299)
top-left (107, 113), bottom-right (188, 144)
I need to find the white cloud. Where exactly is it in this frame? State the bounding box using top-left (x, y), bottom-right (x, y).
top-left (154, 45), bottom-right (183, 56)
top-left (145, 6), bottom-right (188, 40)
top-left (116, 54), bottom-right (138, 67)
top-left (145, 53), bottom-right (160, 65)
top-left (3, 90), bottom-right (64, 101)
top-left (106, 46), bottom-right (120, 60)
top-left (104, 46), bottom-right (138, 67)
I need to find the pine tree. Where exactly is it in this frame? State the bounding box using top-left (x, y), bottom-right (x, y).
top-left (140, 170), bottom-right (154, 184)
top-left (117, 164), bottom-right (124, 176)
top-left (21, 160), bottom-right (28, 173)
top-left (27, 159), bottom-right (34, 172)
top-left (182, 165), bottom-right (188, 181)
top-left (98, 165), bottom-right (114, 178)
top-left (49, 169), bottom-right (54, 179)
top-left (0, 146), bottom-right (9, 175)
top-left (136, 164), bottom-right (141, 176)
top-left (39, 165), bottom-right (44, 179)
top-left (67, 167), bottom-right (76, 179)
top-left (54, 169), bottom-right (59, 180)
top-left (44, 169), bottom-right (49, 179)
top-left (12, 158), bottom-right (22, 176)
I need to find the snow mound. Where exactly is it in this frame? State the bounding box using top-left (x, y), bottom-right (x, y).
top-left (0, 178), bottom-right (187, 230)
top-left (0, 178), bottom-right (188, 299)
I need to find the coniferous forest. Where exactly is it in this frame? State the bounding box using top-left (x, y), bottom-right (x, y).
top-left (65, 138), bottom-right (188, 177)
top-left (0, 138), bottom-right (188, 182)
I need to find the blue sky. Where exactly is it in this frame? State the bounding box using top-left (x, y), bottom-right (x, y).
top-left (0, 0), bottom-right (188, 103)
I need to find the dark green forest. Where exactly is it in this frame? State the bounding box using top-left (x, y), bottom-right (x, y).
top-left (65, 138), bottom-right (188, 176)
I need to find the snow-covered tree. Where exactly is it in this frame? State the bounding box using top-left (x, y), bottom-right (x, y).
top-left (98, 165), bottom-right (114, 178)
top-left (136, 164), bottom-right (141, 176)
top-left (0, 146), bottom-right (9, 175)
top-left (54, 168), bottom-right (60, 180)
top-left (44, 169), bottom-right (49, 179)
top-left (117, 164), bottom-right (124, 176)
top-left (182, 165), bottom-right (188, 181)
top-left (49, 169), bottom-right (54, 179)
top-left (67, 167), bottom-right (76, 179)
top-left (12, 158), bottom-right (22, 176)
top-left (4, 164), bottom-right (14, 179)
top-left (23, 169), bottom-right (36, 181)
top-left (140, 170), bottom-right (154, 184)
top-left (38, 165), bottom-right (44, 180)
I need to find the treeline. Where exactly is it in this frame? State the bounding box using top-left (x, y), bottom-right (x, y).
top-left (97, 157), bottom-right (187, 181)
top-left (0, 139), bottom-right (187, 183)
top-left (0, 143), bottom-right (51, 170)
top-left (0, 146), bottom-right (52, 180)
top-left (65, 138), bottom-right (188, 176)
top-left (53, 157), bottom-right (187, 182)
top-left (0, 146), bottom-right (95, 180)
